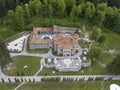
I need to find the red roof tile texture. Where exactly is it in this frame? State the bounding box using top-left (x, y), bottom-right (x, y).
top-left (54, 34), bottom-right (79, 49)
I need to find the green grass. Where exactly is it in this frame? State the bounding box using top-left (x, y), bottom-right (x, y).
top-left (3, 56), bottom-right (41, 76)
top-left (103, 31), bottom-right (120, 51)
top-left (17, 80), bottom-right (120, 90)
top-left (0, 83), bottom-right (20, 90)
top-left (0, 80), bottom-right (119, 90)
top-left (100, 53), bottom-right (117, 65)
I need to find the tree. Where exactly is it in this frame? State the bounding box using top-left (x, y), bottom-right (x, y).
top-left (96, 3), bottom-right (107, 11)
top-left (7, 10), bottom-right (16, 28)
top-left (76, 0), bottom-right (85, 5)
top-left (107, 54), bottom-right (120, 74)
top-left (49, 0), bottom-right (66, 17)
top-left (41, 0), bottom-right (53, 18)
top-left (108, 0), bottom-right (120, 8)
top-left (7, 6), bottom-right (25, 31)
top-left (65, 0), bottom-right (76, 16)
top-left (86, 0), bottom-right (108, 5)
top-left (87, 46), bottom-right (102, 60)
top-left (33, 0), bottom-right (41, 15)
top-left (0, 40), bottom-right (12, 68)
top-left (98, 34), bottom-right (106, 45)
top-left (94, 10), bottom-right (105, 26)
top-left (70, 5), bottom-right (82, 21)
top-left (29, 0), bottom-right (41, 16)
top-left (91, 27), bottom-right (101, 40)
top-left (84, 2), bottom-right (95, 21)
top-left (0, 0), bottom-right (16, 18)
top-left (24, 4), bottom-right (31, 24)
top-left (19, 0), bottom-right (30, 4)
top-left (103, 7), bottom-right (120, 33)
top-left (94, 3), bottom-right (106, 26)
top-left (15, 5), bottom-right (25, 30)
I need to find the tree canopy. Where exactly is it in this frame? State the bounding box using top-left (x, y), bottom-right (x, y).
top-left (0, 0), bottom-right (120, 33)
top-left (0, 40), bottom-right (12, 68)
top-left (107, 54), bottom-right (120, 75)
top-left (87, 46), bottom-right (102, 60)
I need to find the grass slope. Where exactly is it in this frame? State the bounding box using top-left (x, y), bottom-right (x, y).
top-left (0, 83), bottom-right (20, 90)
top-left (3, 56), bottom-right (41, 76)
top-left (18, 80), bottom-right (120, 90)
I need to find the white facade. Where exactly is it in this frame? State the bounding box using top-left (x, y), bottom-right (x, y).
top-left (54, 58), bottom-right (82, 72)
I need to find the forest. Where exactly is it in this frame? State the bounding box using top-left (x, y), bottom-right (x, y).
top-left (0, 0), bottom-right (120, 40)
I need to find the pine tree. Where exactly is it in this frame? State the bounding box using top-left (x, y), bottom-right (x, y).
top-left (0, 40), bottom-right (12, 68)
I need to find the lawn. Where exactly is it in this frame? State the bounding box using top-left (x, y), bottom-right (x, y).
top-left (0, 83), bottom-right (20, 90)
top-left (0, 80), bottom-right (120, 90)
top-left (103, 31), bottom-right (120, 51)
top-left (99, 53), bottom-right (117, 65)
top-left (3, 56), bottom-right (41, 76)
top-left (17, 80), bottom-right (120, 90)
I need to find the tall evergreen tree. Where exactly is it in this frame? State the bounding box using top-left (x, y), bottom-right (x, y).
top-left (24, 4), bottom-right (31, 24)
top-left (41, 0), bottom-right (53, 18)
top-left (7, 10), bottom-right (16, 29)
top-left (84, 2), bottom-right (95, 21)
top-left (65, 0), bottom-right (76, 16)
top-left (0, 40), bottom-right (12, 68)
top-left (70, 5), bottom-right (82, 21)
top-left (94, 10), bottom-right (105, 26)
top-left (28, 0), bottom-right (41, 16)
top-left (0, 0), bottom-right (16, 17)
top-left (49, 0), bottom-right (66, 17)
top-left (15, 5), bottom-right (25, 30)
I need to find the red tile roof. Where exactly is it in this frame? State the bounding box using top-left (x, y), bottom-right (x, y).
top-left (54, 34), bottom-right (77, 50)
